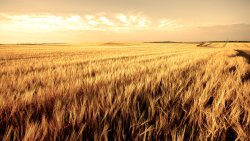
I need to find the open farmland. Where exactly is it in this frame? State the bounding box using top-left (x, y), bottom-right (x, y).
top-left (0, 43), bottom-right (249, 140)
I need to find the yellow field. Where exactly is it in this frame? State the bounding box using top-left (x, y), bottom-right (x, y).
top-left (0, 43), bottom-right (249, 140)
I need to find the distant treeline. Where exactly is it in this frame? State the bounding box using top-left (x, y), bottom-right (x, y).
top-left (145, 41), bottom-right (178, 43)
top-left (145, 41), bottom-right (250, 43)
top-left (208, 41), bottom-right (250, 43)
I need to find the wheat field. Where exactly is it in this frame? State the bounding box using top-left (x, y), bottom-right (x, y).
top-left (0, 43), bottom-right (249, 140)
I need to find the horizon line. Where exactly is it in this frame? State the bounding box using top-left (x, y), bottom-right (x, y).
top-left (1, 40), bottom-right (250, 45)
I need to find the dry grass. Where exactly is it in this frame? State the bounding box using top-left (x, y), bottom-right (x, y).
top-left (0, 43), bottom-right (249, 140)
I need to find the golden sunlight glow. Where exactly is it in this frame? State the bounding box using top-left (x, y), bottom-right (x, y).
top-left (0, 0), bottom-right (249, 43)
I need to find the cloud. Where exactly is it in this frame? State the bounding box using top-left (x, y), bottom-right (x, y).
top-left (2, 14), bottom-right (91, 32)
top-left (1, 12), bottom-right (247, 38)
top-left (117, 14), bottom-right (129, 24)
top-left (99, 16), bottom-right (114, 26)
top-left (197, 23), bottom-right (250, 30)
top-left (158, 19), bottom-right (175, 28)
top-left (157, 19), bottom-right (189, 31)
top-left (85, 15), bottom-right (95, 20)
top-left (0, 13), bottom-right (183, 33)
top-left (1, 13), bottom-right (249, 43)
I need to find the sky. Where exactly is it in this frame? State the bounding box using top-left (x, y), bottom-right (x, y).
top-left (0, 0), bottom-right (249, 43)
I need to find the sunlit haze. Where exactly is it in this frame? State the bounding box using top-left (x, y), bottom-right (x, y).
top-left (0, 0), bottom-right (249, 43)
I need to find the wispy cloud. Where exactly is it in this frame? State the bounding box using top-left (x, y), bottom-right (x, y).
top-left (0, 13), bottom-right (246, 38)
top-left (0, 13), bottom-right (185, 33)
top-left (157, 19), bottom-right (187, 30)
top-left (0, 13), bottom-right (88, 32)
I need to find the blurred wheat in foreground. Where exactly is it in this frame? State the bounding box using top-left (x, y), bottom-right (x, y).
top-left (0, 43), bottom-right (249, 141)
